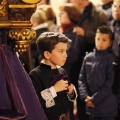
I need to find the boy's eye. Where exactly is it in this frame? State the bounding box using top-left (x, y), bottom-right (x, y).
top-left (59, 50), bottom-right (63, 53)
top-left (102, 39), bottom-right (107, 42)
top-left (96, 38), bottom-right (100, 41)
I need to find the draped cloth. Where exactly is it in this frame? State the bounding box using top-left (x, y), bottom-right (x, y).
top-left (0, 45), bottom-right (47, 120)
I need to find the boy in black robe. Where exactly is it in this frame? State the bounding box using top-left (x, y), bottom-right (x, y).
top-left (29, 32), bottom-right (77, 120)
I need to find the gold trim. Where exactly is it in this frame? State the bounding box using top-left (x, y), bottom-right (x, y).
top-left (9, 4), bottom-right (36, 8)
top-left (8, 29), bottom-right (36, 41)
top-left (0, 21), bottom-right (32, 28)
top-left (0, 0), bottom-right (7, 17)
top-left (8, 28), bottom-right (36, 53)
top-left (22, 0), bottom-right (40, 4)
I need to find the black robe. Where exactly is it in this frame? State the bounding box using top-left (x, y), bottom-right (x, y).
top-left (29, 63), bottom-right (73, 120)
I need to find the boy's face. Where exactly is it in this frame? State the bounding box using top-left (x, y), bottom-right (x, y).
top-left (45, 42), bottom-right (68, 69)
top-left (95, 33), bottom-right (112, 50)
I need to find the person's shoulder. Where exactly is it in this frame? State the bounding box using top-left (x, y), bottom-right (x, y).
top-left (53, 25), bottom-right (60, 32)
top-left (96, 4), bottom-right (102, 11)
top-left (85, 51), bottom-right (94, 57)
top-left (57, 66), bottom-right (66, 75)
top-left (106, 50), bottom-right (117, 62)
top-left (93, 4), bottom-right (107, 16)
top-left (108, 19), bottom-right (115, 26)
top-left (29, 66), bottom-right (41, 75)
top-left (89, 4), bottom-right (107, 23)
top-left (84, 51), bottom-right (94, 60)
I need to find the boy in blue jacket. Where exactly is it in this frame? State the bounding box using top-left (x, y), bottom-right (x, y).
top-left (78, 26), bottom-right (118, 120)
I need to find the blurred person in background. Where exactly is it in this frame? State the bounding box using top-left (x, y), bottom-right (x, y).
top-left (30, 10), bottom-right (48, 38)
top-left (30, 10), bottom-right (48, 68)
top-left (55, 3), bottom-right (87, 120)
top-left (37, 4), bottom-right (57, 32)
top-left (71, 0), bottom-right (108, 52)
top-left (97, 0), bottom-right (113, 22)
top-left (70, 0), bottom-right (108, 120)
top-left (109, 0), bottom-right (120, 119)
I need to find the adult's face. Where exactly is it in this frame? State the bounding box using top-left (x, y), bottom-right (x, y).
top-left (59, 11), bottom-right (71, 24)
top-left (71, 0), bottom-right (89, 10)
top-left (112, 2), bottom-right (120, 20)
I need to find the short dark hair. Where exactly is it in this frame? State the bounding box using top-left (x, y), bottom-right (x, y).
top-left (96, 26), bottom-right (113, 40)
top-left (36, 32), bottom-right (71, 58)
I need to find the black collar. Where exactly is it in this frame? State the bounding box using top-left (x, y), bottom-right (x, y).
top-left (113, 20), bottom-right (120, 26)
top-left (102, 1), bottom-right (113, 10)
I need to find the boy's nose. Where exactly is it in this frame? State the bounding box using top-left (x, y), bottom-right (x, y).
top-left (99, 41), bottom-right (103, 45)
top-left (65, 52), bottom-right (68, 58)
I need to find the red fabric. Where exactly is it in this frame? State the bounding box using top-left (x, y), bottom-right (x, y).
top-left (60, 22), bottom-right (74, 31)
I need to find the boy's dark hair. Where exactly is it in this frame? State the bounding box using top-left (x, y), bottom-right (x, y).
top-left (96, 25), bottom-right (113, 40)
top-left (36, 32), bottom-right (71, 58)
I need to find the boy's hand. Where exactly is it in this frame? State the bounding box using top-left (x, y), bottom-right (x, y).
top-left (85, 96), bottom-right (95, 108)
top-left (53, 80), bottom-right (68, 93)
top-left (73, 26), bottom-right (85, 36)
top-left (67, 84), bottom-right (74, 95)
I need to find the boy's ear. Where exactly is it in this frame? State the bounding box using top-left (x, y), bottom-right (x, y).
top-left (44, 51), bottom-right (50, 59)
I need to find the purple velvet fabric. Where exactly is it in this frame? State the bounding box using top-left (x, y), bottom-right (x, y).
top-left (0, 45), bottom-right (47, 120)
top-left (51, 74), bottom-right (71, 94)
